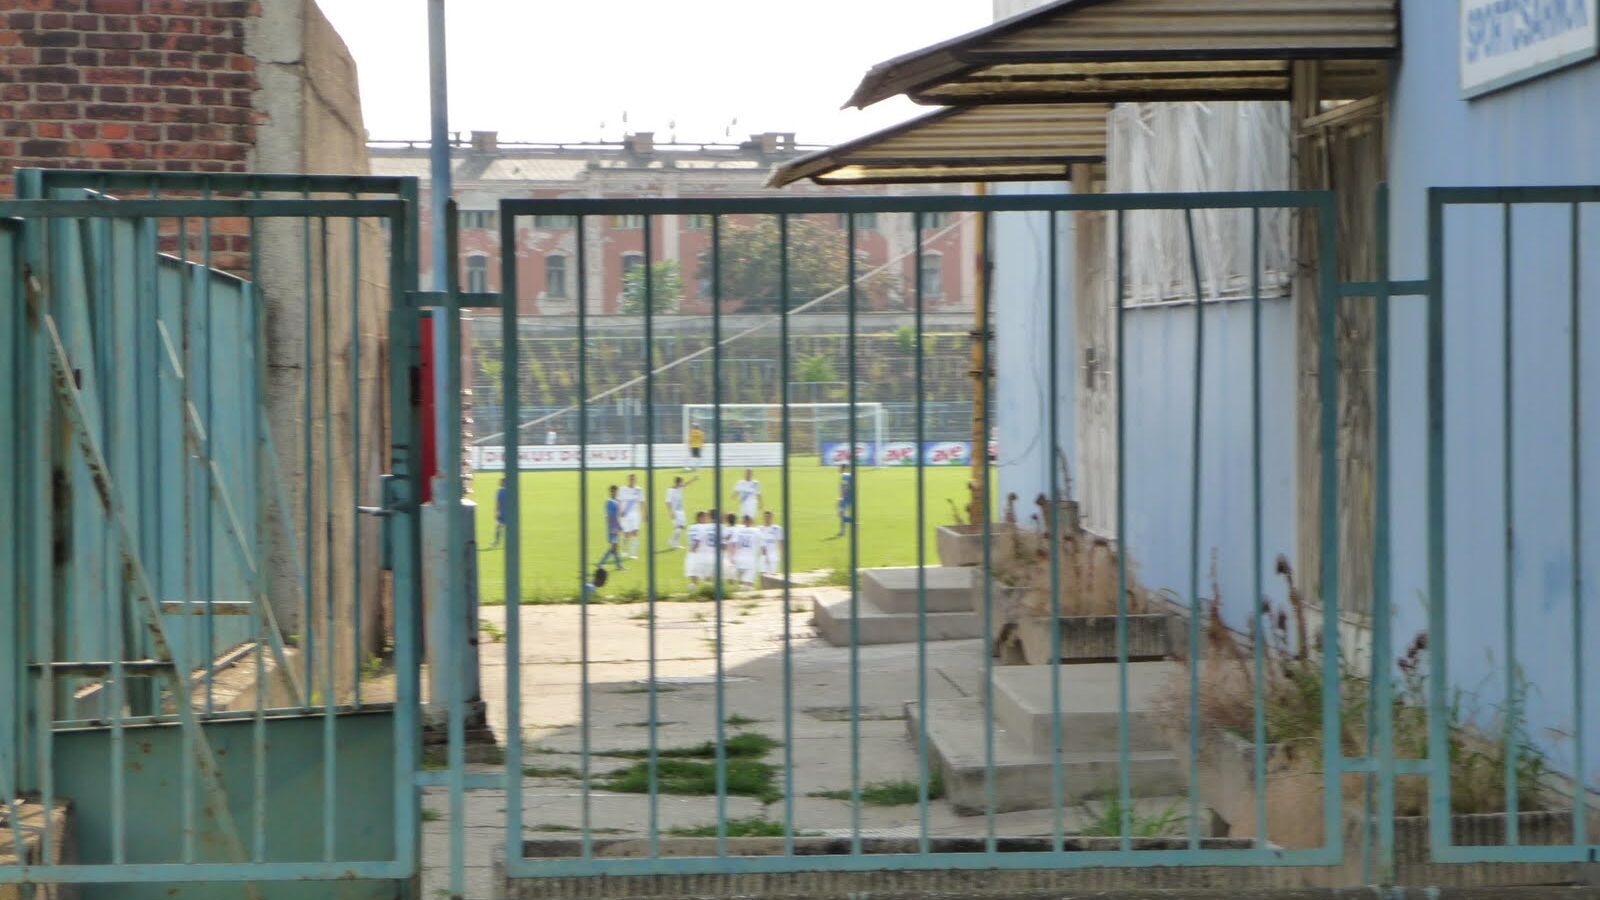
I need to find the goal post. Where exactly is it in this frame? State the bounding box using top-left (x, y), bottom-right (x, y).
top-left (681, 402), bottom-right (886, 466)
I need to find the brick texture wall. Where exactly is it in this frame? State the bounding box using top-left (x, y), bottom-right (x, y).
top-left (0, 0), bottom-right (264, 198)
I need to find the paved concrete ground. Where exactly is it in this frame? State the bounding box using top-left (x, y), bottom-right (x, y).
top-left (418, 589), bottom-right (1170, 899)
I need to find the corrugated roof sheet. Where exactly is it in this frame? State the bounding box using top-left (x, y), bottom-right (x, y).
top-left (848, 0), bottom-right (1397, 108)
top-left (769, 103), bottom-right (1108, 187)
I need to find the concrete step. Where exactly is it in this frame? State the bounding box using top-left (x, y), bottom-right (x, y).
top-left (812, 595), bottom-right (982, 646)
top-left (907, 698), bottom-right (1185, 816)
top-left (860, 566), bottom-right (978, 614)
top-left (987, 661), bottom-right (1180, 756)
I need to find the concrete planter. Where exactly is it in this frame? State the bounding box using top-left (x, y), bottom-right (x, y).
top-left (935, 523), bottom-right (1011, 568)
top-left (1016, 613), bottom-right (1175, 665)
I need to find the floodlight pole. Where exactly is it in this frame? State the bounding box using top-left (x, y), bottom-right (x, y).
top-left (428, 0), bottom-right (451, 292)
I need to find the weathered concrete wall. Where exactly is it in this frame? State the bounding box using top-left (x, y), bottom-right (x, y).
top-left (248, 0), bottom-right (388, 699)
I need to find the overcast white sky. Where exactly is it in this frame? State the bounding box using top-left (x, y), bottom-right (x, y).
top-left (314, 0), bottom-right (992, 147)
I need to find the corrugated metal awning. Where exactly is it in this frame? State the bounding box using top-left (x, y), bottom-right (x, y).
top-left (847, 0), bottom-right (1398, 108)
top-left (768, 103), bottom-right (1109, 187)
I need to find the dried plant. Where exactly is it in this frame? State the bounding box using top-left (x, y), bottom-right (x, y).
top-left (1166, 556), bottom-right (1549, 822)
top-left (1055, 448), bottom-right (1074, 504)
top-left (987, 494), bottom-right (1146, 619)
top-left (945, 498), bottom-right (971, 527)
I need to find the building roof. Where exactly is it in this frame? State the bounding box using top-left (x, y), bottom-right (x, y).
top-left (769, 103), bottom-right (1108, 187)
top-left (846, 0), bottom-right (1398, 108)
top-left (366, 132), bottom-right (820, 188)
top-left (769, 0), bottom-right (1396, 189)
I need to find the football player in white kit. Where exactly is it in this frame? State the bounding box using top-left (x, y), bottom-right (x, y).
top-left (759, 510), bottom-right (784, 577)
top-left (684, 510), bottom-right (711, 584)
top-left (733, 468), bottom-right (761, 521)
top-left (733, 514), bottom-right (760, 588)
top-left (720, 513), bottom-right (740, 583)
top-left (665, 474), bottom-right (698, 549)
top-left (617, 473), bottom-right (644, 559)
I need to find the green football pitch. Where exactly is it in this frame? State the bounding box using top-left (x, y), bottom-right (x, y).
top-left (467, 461), bottom-right (970, 604)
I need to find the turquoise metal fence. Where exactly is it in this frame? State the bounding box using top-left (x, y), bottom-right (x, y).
top-left (0, 171), bottom-right (424, 894)
top-left (5, 174), bottom-right (1598, 896)
top-left (1415, 186), bottom-right (1600, 867)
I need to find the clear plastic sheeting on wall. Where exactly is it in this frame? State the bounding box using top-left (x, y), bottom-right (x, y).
top-left (1108, 102), bottom-right (1294, 305)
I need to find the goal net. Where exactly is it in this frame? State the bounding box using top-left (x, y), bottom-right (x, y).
top-left (682, 403), bottom-right (886, 465)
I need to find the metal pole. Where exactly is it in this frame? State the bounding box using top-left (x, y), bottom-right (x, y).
top-left (427, 0), bottom-right (451, 293)
top-left (968, 184), bottom-right (990, 525)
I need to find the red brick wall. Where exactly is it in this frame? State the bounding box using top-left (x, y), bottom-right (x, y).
top-left (0, 0), bottom-right (263, 197)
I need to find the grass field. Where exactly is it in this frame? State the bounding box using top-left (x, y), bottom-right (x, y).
top-left (467, 460), bottom-right (968, 604)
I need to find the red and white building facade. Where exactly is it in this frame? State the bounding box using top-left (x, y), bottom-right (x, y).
top-left (369, 131), bottom-right (976, 316)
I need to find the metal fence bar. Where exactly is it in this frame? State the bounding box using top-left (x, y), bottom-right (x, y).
top-left (392, 174), bottom-right (424, 877)
top-left (505, 846), bottom-right (1312, 879)
top-left (139, 184), bottom-right (161, 718)
top-left (1500, 203), bottom-right (1521, 841)
top-left (846, 213), bottom-right (863, 855)
top-left (32, 170), bottom-right (414, 196)
top-left (320, 216), bottom-right (340, 862)
top-left (0, 860), bottom-right (409, 884)
top-left (704, 212), bottom-right (730, 855)
top-left (0, 209), bottom-right (22, 870)
top-left (99, 206), bottom-right (128, 865)
top-left (350, 197), bottom-right (364, 707)
top-left (1111, 207), bottom-right (1135, 847)
top-left (779, 213), bottom-right (798, 854)
top-left (1371, 184), bottom-right (1396, 880)
top-left (504, 192), bottom-right (1356, 217)
top-left (1182, 209), bottom-right (1205, 848)
top-left (248, 188), bottom-right (269, 864)
top-left (1047, 209), bottom-right (1065, 852)
top-left (0, 198), bottom-right (403, 219)
top-left (201, 189), bottom-right (216, 718)
top-left (702, 214), bottom-right (722, 852)
top-left (441, 201), bottom-right (468, 900)
top-left (1316, 192), bottom-right (1345, 857)
top-left (501, 206), bottom-right (528, 863)
top-left (1250, 206), bottom-right (1270, 851)
top-left (1569, 200), bottom-right (1587, 852)
top-left (302, 196), bottom-right (316, 709)
top-left (576, 214), bottom-right (592, 858)
top-left (914, 211), bottom-right (932, 853)
top-left (176, 214), bottom-right (195, 863)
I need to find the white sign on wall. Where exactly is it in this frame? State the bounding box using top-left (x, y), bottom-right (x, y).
top-left (1460, 0), bottom-right (1599, 97)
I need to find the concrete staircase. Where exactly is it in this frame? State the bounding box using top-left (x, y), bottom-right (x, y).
top-left (907, 661), bottom-right (1185, 815)
top-left (812, 566), bottom-right (984, 646)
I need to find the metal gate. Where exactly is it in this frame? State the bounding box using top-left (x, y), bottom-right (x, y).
top-left (0, 170), bottom-right (424, 898)
top-left (472, 189), bottom-right (1361, 889)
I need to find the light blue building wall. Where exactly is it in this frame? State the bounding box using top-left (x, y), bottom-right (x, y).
top-left (1119, 296), bottom-right (1299, 626)
top-left (1385, 1), bottom-right (1600, 789)
top-left (993, 184), bottom-right (1077, 513)
top-left (992, 188), bottom-right (1300, 633)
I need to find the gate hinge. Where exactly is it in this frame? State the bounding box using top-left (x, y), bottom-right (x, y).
top-left (358, 474), bottom-right (406, 571)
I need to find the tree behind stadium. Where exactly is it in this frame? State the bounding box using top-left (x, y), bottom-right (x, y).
top-left (714, 217), bottom-right (897, 314)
